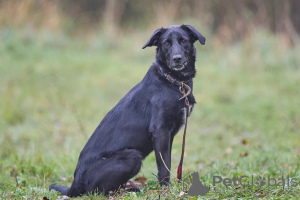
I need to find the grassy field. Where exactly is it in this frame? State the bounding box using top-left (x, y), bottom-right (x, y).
top-left (0, 28), bottom-right (300, 199)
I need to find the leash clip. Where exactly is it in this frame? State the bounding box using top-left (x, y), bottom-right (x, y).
top-left (179, 82), bottom-right (185, 94)
top-left (179, 82), bottom-right (191, 101)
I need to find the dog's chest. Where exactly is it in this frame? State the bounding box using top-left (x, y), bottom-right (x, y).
top-left (167, 102), bottom-right (194, 136)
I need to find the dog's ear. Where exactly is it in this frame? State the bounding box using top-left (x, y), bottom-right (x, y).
top-left (142, 27), bottom-right (164, 49)
top-left (181, 24), bottom-right (205, 45)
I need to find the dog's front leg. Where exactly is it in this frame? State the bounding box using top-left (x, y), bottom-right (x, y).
top-left (153, 131), bottom-right (172, 185)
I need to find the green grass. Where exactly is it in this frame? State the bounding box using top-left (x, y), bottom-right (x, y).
top-left (0, 28), bottom-right (300, 199)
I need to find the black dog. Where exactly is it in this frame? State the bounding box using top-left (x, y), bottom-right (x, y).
top-left (50, 24), bottom-right (205, 197)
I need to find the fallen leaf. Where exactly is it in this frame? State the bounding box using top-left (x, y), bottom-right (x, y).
top-left (184, 167), bottom-right (191, 171)
top-left (179, 191), bottom-right (185, 196)
top-left (134, 176), bottom-right (147, 183)
top-left (125, 180), bottom-right (141, 191)
top-left (240, 152), bottom-right (248, 157)
top-left (226, 147), bottom-right (233, 153)
top-left (242, 138), bottom-right (249, 145)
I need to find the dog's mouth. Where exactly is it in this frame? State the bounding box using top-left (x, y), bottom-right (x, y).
top-left (172, 65), bottom-right (185, 71)
top-left (170, 62), bottom-right (187, 71)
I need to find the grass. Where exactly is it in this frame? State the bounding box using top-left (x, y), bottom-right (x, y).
top-left (0, 28), bottom-right (300, 199)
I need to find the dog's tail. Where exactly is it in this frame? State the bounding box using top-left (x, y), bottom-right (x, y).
top-left (49, 184), bottom-right (70, 195)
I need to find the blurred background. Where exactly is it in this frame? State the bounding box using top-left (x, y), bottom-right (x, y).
top-left (0, 0), bottom-right (299, 198)
top-left (1, 0), bottom-right (300, 43)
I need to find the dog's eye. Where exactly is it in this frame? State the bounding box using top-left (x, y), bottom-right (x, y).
top-left (164, 42), bottom-right (170, 46)
top-left (182, 39), bottom-right (187, 44)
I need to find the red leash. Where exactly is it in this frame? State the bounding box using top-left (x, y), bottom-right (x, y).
top-left (177, 97), bottom-right (190, 180)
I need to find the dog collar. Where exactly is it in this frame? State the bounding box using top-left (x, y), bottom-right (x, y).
top-left (157, 64), bottom-right (191, 100)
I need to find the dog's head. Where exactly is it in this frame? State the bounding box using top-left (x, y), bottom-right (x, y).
top-left (143, 25), bottom-right (205, 74)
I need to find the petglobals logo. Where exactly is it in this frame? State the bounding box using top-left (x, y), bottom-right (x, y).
top-left (186, 172), bottom-right (299, 197)
top-left (213, 175), bottom-right (299, 187)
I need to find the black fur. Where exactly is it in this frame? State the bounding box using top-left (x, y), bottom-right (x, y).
top-left (50, 24), bottom-right (205, 197)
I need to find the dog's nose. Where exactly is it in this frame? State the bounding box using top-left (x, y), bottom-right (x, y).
top-left (173, 55), bottom-right (182, 63)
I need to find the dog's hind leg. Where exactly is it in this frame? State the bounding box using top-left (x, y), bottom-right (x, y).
top-left (67, 148), bottom-right (143, 196)
top-left (49, 184), bottom-right (70, 195)
top-left (90, 148), bottom-right (143, 194)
